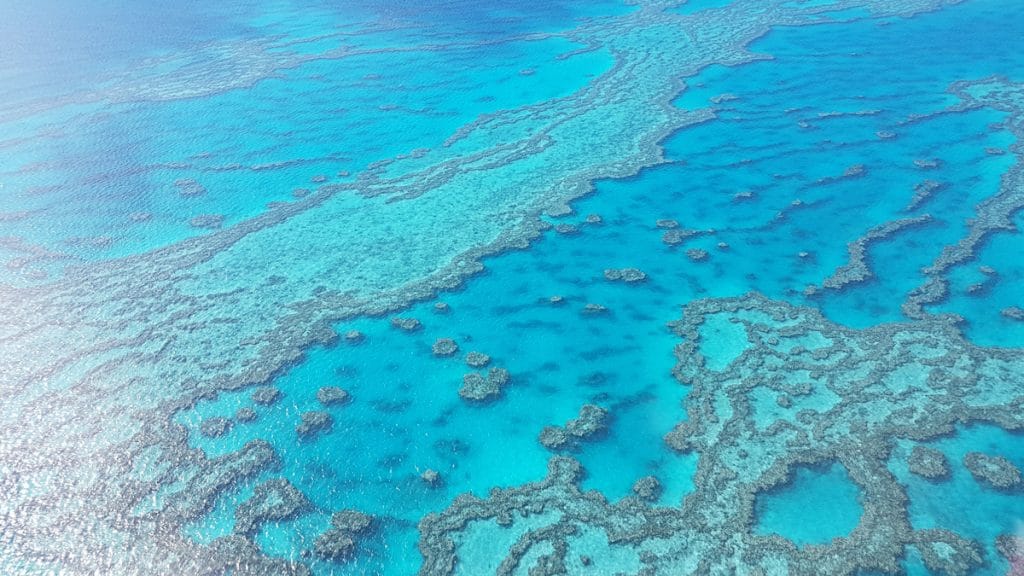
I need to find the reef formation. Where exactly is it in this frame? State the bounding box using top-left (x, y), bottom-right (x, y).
top-left (420, 293), bottom-right (1023, 574)
top-left (0, 0), bottom-right (1019, 575)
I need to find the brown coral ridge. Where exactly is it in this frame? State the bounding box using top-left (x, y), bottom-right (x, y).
top-left (816, 214), bottom-right (934, 292)
top-left (160, 439), bottom-right (282, 528)
top-left (199, 417), bottom-right (233, 438)
top-left (632, 476), bottom-right (662, 502)
top-left (251, 385), bottom-right (282, 406)
top-left (459, 367), bottom-right (511, 402)
top-left (661, 228), bottom-right (710, 247)
top-left (906, 445), bottom-right (950, 481)
top-left (421, 293), bottom-right (1024, 575)
top-left (538, 404), bottom-right (610, 451)
top-left (603, 268), bottom-right (648, 283)
top-left (963, 452), bottom-right (1022, 490)
top-left (432, 338), bottom-right (459, 357)
top-left (905, 179), bottom-right (947, 212)
top-left (464, 351), bottom-right (491, 368)
top-left (1002, 307), bottom-right (1024, 321)
top-left (234, 478), bottom-right (313, 536)
top-left (903, 77), bottom-right (1024, 319)
top-left (391, 317), bottom-right (422, 332)
top-left (296, 411), bottom-right (333, 439)
top-left (316, 386), bottom-right (350, 406)
top-left (997, 534), bottom-right (1024, 576)
top-left (313, 509), bottom-right (375, 562)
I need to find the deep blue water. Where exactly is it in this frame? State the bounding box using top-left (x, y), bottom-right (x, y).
top-left (2, 0), bottom-right (1024, 574)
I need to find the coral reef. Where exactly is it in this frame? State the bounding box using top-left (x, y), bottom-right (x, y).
top-left (296, 411), bottom-right (333, 439)
top-left (819, 215), bottom-right (934, 291)
top-left (662, 228), bottom-right (700, 246)
top-left (904, 77), bottom-right (1024, 319)
top-left (686, 248), bottom-right (709, 261)
top-left (163, 440), bottom-right (281, 526)
top-left (391, 317), bottom-right (422, 332)
top-left (235, 407), bottom-right (257, 423)
top-left (632, 476), bottom-right (662, 502)
top-left (234, 478), bottom-right (312, 536)
top-left (251, 386), bottom-right (281, 406)
top-left (175, 178), bottom-right (207, 198)
top-left (421, 469), bottom-right (441, 487)
top-left (420, 293), bottom-right (1024, 574)
top-left (907, 445), bottom-right (949, 480)
top-left (538, 404), bottom-right (608, 451)
top-left (199, 417), bottom-right (233, 438)
top-left (313, 510), bottom-right (375, 562)
top-left (0, 2), bottom-right (1009, 574)
top-left (565, 404), bottom-right (608, 438)
top-left (316, 386), bottom-right (350, 406)
top-left (905, 180), bottom-right (946, 212)
top-left (538, 427), bottom-right (569, 450)
top-left (464, 351), bottom-right (491, 368)
top-left (963, 452), bottom-right (1022, 490)
top-left (1002, 307), bottom-right (1024, 321)
top-left (189, 214), bottom-right (224, 230)
top-left (459, 368), bottom-right (511, 402)
top-left (603, 268), bottom-right (647, 283)
top-left (432, 338), bottom-right (459, 357)
top-left (996, 535), bottom-right (1024, 576)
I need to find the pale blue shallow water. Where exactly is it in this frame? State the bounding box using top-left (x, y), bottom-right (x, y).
top-left (754, 462), bottom-right (863, 545)
top-left (2, 0), bottom-right (1024, 574)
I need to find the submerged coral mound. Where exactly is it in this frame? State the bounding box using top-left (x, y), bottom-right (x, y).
top-left (175, 178), bottom-right (207, 198)
top-left (539, 404), bottom-right (610, 451)
top-left (314, 510), bottom-right (375, 562)
top-left (199, 417), bottom-right (233, 438)
top-left (251, 386), bottom-right (282, 406)
top-left (997, 535), bottom-right (1024, 576)
top-left (963, 452), bottom-right (1022, 490)
top-left (907, 445), bottom-right (950, 481)
top-left (234, 478), bottom-right (312, 536)
top-left (458, 367), bottom-right (511, 402)
top-left (631, 476), bottom-right (662, 502)
top-left (603, 268), bottom-right (647, 283)
top-left (235, 407), bottom-right (257, 423)
top-left (431, 338), bottom-right (459, 357)
top-left (464, 351), bottom-right (491, 368)
top-left (316, 386), bottom-right (350, 406)
top-left (391, 317), bottom-right (422, 332)
top-left (421, 469), bottom-right (441, 487)
top-left (421, 293), bottom-right (1024, 574)
top-left (296, 411), bottom-right (333, 439)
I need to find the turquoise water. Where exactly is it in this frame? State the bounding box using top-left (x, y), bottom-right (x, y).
top-left (2, 0), bottom-right (1024, 574)
top-left (892, 425), bottom-right (1024, 573)
top-left (755, 463), bottom-right (863, 545)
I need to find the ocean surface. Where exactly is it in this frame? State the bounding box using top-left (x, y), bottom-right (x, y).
top-left (1, 0), bottom-right (1023, 574)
